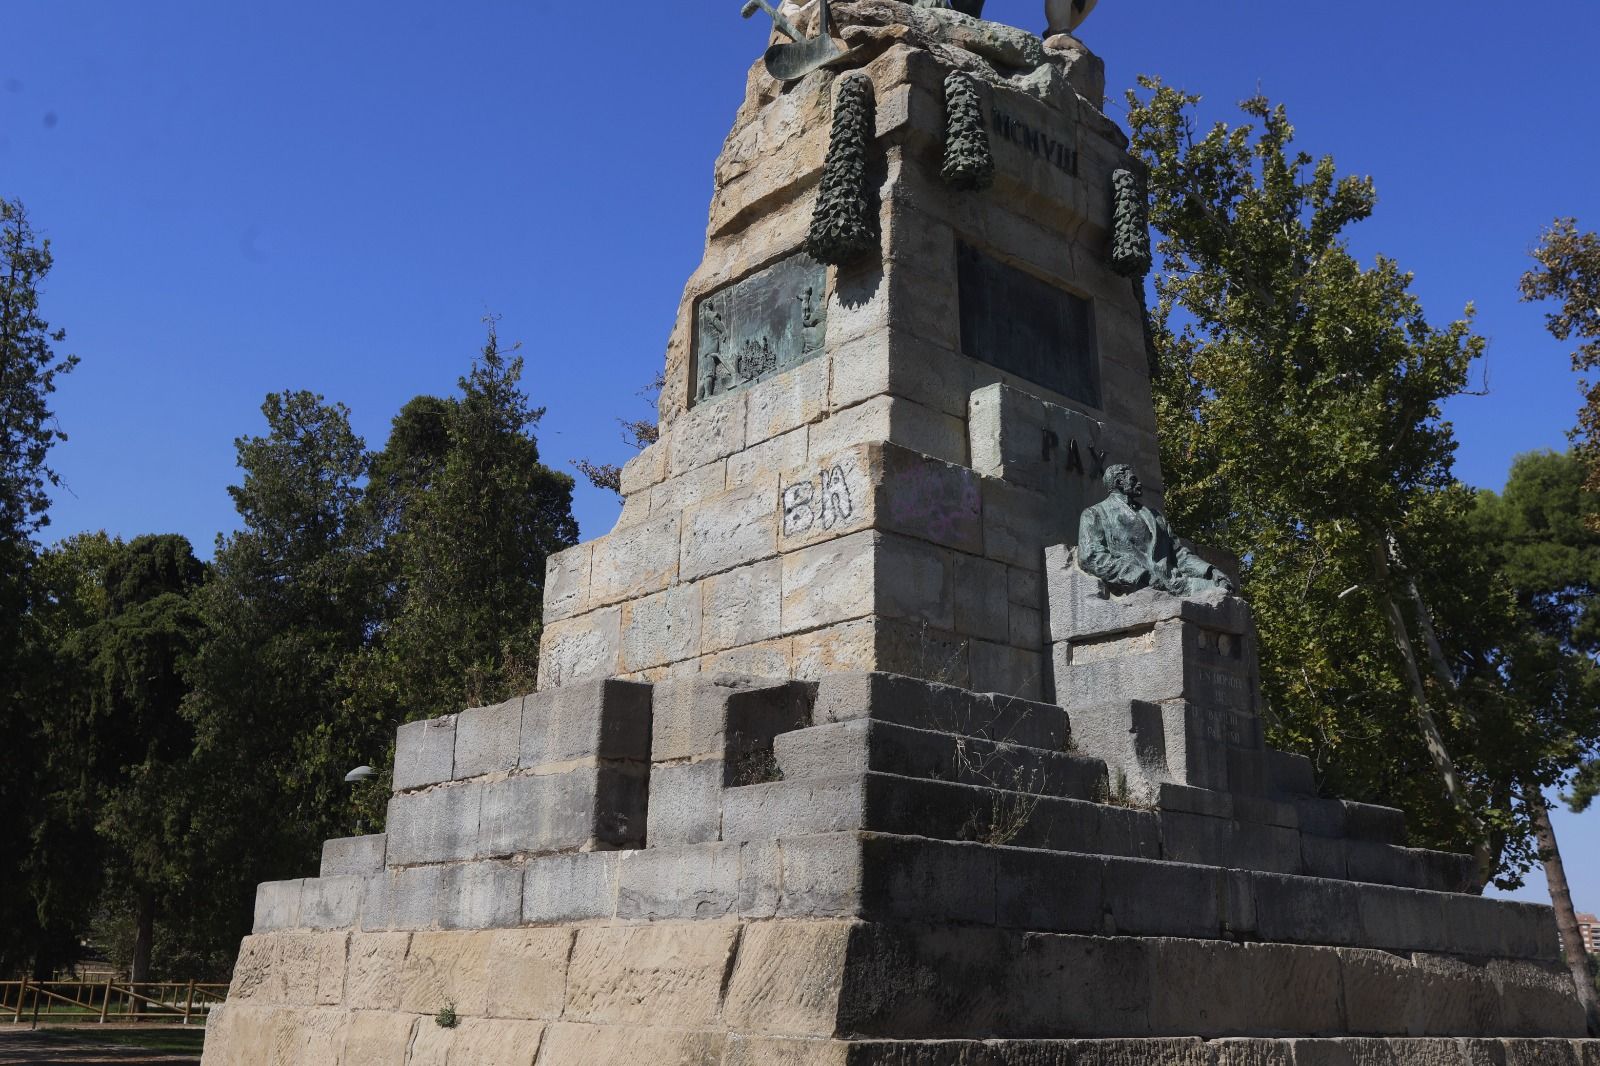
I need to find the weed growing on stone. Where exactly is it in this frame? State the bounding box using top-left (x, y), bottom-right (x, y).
top-left (730, 747), bottom-right (784, 787)
top-left (435, 1002), bottom-right (459, 1029)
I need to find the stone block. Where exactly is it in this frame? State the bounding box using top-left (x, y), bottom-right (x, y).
top-left (748, 355), bottom-right (830, 445)
top-left (651, 674), bottom-right (811, 763)
top-left (536, 607), bottom-right (622, 689)
top-left (1501, 1043), bottom-right (1582, 1066)
top-left (543, 543), bottom-right (592, 623)
top-left (590, 512), bottom-right (681, 606)
top-left (620, 441), bottom-right (667, 496)
top-left (1266, 749), bottom-right (1316, 797)
top-left (782, 530), bottom-right (878, 633)
top-left (773, 718), bottom-right (1105, 800)
top-left (522, 851), bottom-right (621, 924)
top-left (225, 936), bottom-right (277, 1001)
top-left (680, 481), bottom-right (779, 583)
top-left (1148, 940), bottom-right (1342, 1037)
top-left (253, 879), bottom-right (304, 934)
top-left (876, 444), bottom-right (984, 555)
top-left (969, 640), bottom-right (1046, 701)
top-left (439, 860), bottom-right (524, 930)
top-left (702, 559), bottom-right (784, 654)
top-left (346, 932), bottom-right (410, 1010)
top-left (1357, 886), bottom-right (1448, 954)
top-left (814, 672), bottom-right (1070, 751)
top-left (486, 927), bottom-right (573, 1021)
top-left (563, 922), bottom-right (740, 1027)
top-left (982, 480), bottom-right (1051, 570)
top-left (1302, 834), bottom-right (1350, 881)
top-left (1412, 953), bottom-right (1502, 1036)
top-left (829, 328), bottom-right (974, 420)
top-left (300, 876), bottom-right (363, 931)
top-left (1489, 959), bottom-right (1589, 1037)
top-left (780, 446), bottom-right (876, 550)
top-left (1338, 949), bottom-right (1422, 1038)
top-left (994, 848), bottom-right (1105, 934)
top-left (478, 766), bottom-right (647, 857)
top-left (1104, 857), bottom-right (1223, 939)
top-left (274, 933), bottom-right (349, 1008)
top-left (320, 834), bottom-right (386, 879)
top-left (668, 389), bottom-right (747, 478)
top-left (722, 774), bottom-right (865, 842)
top-left (1253, 873), bottom-right (1363, 946)
top-left (620, 584), bottom-right (704, 672)
top-left (398, 929), bottom-right (494, 1017)
top-left (723, 921), bottom-right (854, 1037)
top-left (340, 1009), bottom-right (417, 1065)
top-left (418, 1017), bottom-right (546, 1066)
top-left (878, 533), bottom-right (956, 631)
top-left (1344, 802), bottom-right (1409, 846)
top-left (616, 841), bottom-right (743, 921)
top-left (386, 864), bottom-right (445, 931)
top-left (776, 832), bottom-right (866, 918)
top-left (649, 460), bottom-right (727, 517)
top-left (730, 426), bottom-right (809, 491)
top-left (394, 715), bottom-right (458, 791)
top-left (859, 835), bottom-right (997, 925)
top-left (519, 677), bottom-right (652, 768)
top-left (708, 638), bottom-right (795, 679)
top-left (385, 780), bottom-right (483, 866)
top-left (539, 1022), bottom-right (727, 1065)
top-left (647, 760), bottom-right (725, 846)
top-left (454, 696), bottom-right (524, 779)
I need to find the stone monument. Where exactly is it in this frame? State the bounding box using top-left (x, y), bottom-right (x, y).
top-left (200, 3), bottom-right (1600, 1064)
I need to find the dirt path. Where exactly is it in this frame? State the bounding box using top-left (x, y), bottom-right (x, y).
top-left (0, 1030), bottom-right (201, 1065)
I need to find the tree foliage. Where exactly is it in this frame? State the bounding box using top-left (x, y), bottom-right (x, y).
top-left (1126, 80), bottom-right (1595, 881)
top-left (1521, 219), bottom-right (1600, 514)
top-left (0, 198), bottom-right (79, 977)
top-left (348, 322), bottom-right (577, 725)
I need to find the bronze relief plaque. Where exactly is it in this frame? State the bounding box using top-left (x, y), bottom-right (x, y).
top-left (693, 252), bottom-right (828, 407)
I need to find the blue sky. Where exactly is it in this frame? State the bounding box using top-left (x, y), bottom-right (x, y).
top-left (4, 2), bottom-right (1596, 908)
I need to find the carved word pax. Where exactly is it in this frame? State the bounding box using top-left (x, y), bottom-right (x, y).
top-left (782, 463), bottom-right (857, 537)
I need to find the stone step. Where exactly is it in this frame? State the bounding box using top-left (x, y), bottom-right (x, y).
top-left (814, 672), bottom-right (1073, 752)
top-left (747, 1037), bottom-right (1600, 1066)
top-left (773, 717), bottom-right (1109, 800)
top-left (722, 771), bottom-right (1472, 894)
top-left (722, 771), bottom-right (1162, 858)
top-left (261, 829), bottom-right (1560, 968)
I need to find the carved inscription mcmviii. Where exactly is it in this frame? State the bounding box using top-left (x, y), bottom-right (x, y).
top-left (694, 253), bottom-right (828, 406)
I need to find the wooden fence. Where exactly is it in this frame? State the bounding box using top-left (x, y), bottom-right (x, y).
top-left (0, 979), bottom-right (228, 1026)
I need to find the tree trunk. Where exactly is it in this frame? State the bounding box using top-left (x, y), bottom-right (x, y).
top-left (1369, 540), bottom-right (1494, 887)
top-left (130, 892), bottom-right (154, 1018)
top-left (1529, 790), bottom-right (1600, 1036)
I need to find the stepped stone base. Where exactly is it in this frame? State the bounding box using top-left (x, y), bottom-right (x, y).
top-left (203, 918), bottom-right (1596, 1065)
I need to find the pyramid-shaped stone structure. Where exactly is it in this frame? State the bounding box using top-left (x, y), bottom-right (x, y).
top-left (200, 4), bottom-right (1600, 1063)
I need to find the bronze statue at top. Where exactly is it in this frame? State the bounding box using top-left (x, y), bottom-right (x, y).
top-left (1077, 465), bottom-right (1235, 598)
top-left (741, 0), bottom-right (1098, 84)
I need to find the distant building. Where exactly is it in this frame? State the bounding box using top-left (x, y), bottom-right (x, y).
top-left (1580, 912), bottom-right (1599, 956)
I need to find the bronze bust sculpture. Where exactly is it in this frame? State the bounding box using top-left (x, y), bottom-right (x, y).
top-left (1077, 465), bottom-right (1235, 598)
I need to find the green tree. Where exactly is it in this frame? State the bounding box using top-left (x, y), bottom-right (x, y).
top-left (184, 392), bottom-right (381, 950)
top-left (74, 536), bottom-right (207, 982)
top-left (1127, 80), bottom-right (1499, 863)
top-left (1472, 450), bottom-right (1600, 1032)
top-left (348, 321), bottom-right (577, 732)
top-left (0, 198), bottom-right (79, 978)
top-left (1520, 219), bottom-right (1600, 514)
